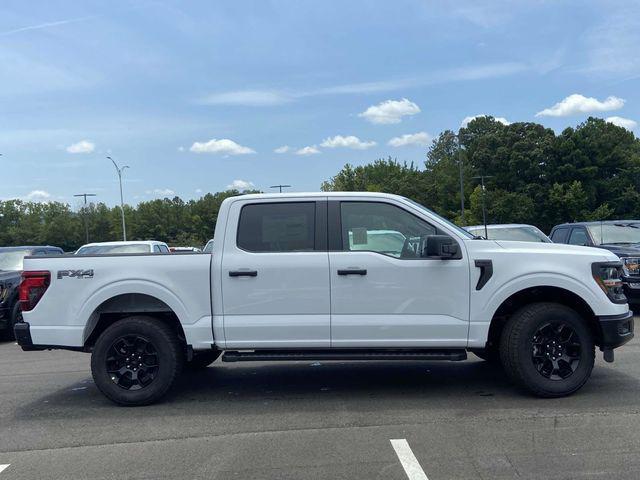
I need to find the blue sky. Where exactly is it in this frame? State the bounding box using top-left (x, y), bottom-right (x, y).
top-left (1, 0), bottom-right (639, 207)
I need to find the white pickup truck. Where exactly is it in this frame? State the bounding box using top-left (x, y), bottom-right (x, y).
top-left (14, 192), bottom-right (634, 405)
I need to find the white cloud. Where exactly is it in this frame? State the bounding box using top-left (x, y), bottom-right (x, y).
top-left (460, 115), bottom-right (510, 128)
top-left (189, 138), bottom-right (255, 155)
top-left (536, 94), bottom-right (625, 117)
top-left (146, 188), bottom-right (175, 197)
top-left (358, 98), bottom-right (420, 124)
top-left (388, 132), bottom-right (432, 147)
top-left (199, 90), bottom-right (291, 106)
top-left (195, 188), bottom-right (203, 194)
top-left (295, 146), bottom-right (321, 156)
top-left (66, 139), bottom-right (95, 154)
top-left (178, 146), bottom-right (185, 152)
top-left (274, 145), bottom-right (291, 154)
top-left (25, 190), bottom-right (51, 202)
top-left (227, 179), bottom-right (255, 190)
top-left (606, 116), bottom-right (638, 130)
top-left (320, 135), bottom-right (376, 150)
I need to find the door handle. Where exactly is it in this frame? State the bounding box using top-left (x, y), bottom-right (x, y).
top-left (229, 270), bottom-right (258, 277)
top-left (337, 269), bottom-right (367, 276)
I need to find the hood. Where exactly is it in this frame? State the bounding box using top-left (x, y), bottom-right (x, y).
top-left (596, 244), bottom-right (640, 258)
top-left (491, 239), bottom-right (618, 261)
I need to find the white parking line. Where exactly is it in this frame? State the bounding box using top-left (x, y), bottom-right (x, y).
top-left (0, 465), bottom-right (10, 474)
top-left (390, 439), bottom-right (429, 480)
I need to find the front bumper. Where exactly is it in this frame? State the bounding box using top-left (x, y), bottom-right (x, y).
top-left (598, 311), bottom-right (634, 349)
top-left (622, 277), bottom-right (640, 305)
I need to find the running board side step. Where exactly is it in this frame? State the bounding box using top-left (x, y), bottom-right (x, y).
top-left (222, 349), bottom-right (467, 362)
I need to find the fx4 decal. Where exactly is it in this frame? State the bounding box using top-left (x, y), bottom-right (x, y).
top-left (57, 269), bottom-right (94, 280)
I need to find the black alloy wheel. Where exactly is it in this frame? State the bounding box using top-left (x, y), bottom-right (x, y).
top-left (531, 322), bottom-right (581, 380)
top-left (106, 334), bottom-right (160, 390)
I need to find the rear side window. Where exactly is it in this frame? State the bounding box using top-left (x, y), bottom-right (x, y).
top-left (550, 227), bottom-right (569, 243)
top-left (153, 245), bottom-right (161, 253)
top-left (237, 202), bottom-right (316, 252)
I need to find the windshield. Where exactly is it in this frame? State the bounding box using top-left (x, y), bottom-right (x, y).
top-left (467, 226), bottom-right (551, 243)
top-left (0, 249), bottom-right (31, 271)
top-left (402, 197), bottom-right (474, 239)
top-left (587, 223), bottom-right (640, 245)
top-left (76, 244), bottom-right (151, 255)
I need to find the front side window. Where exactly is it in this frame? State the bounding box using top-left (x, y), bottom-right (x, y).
top-left (568, 228), bottom-right (590, 246)
top-left (237, 202), bottom-right (315, 252)
top-left (340, 202), bottom-right (436, 258)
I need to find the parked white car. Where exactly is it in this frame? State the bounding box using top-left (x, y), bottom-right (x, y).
top-left (75, 241), bottom-right (171, 255)
top-left (15, 192), bottom-right (633, 405)
top-left (465, 224), bottom-right (551, 243)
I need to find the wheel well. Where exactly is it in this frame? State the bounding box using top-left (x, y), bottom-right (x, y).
top-left (486, 286), bottom-right (602, 350)
top-left (84, 293), bottom-right (187, 349)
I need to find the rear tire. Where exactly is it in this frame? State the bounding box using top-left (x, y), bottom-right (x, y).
top-left (500, 302), bottom-right (595, 398)
top-left (185, 350), bottom-right (220, 370)
top-left (91, 316), bottom-right (184, 406)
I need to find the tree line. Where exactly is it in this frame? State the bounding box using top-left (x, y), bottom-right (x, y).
top-left (1, 116), bottom-right (638, 251)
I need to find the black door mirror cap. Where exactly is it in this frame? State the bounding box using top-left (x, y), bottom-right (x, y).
top-left (422, 235), bottom-right (460, 259)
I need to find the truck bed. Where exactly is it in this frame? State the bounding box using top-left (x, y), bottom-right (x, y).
top-left (21, 253), bottom-right (213, 349)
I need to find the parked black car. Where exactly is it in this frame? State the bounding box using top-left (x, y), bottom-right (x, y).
top-left (549, 221), bottom-right (640, 305)
top-left (0, 246), bottom-right (63, 339)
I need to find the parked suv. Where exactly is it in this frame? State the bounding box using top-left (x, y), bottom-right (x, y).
top-left (550, 221), bottom-right (640, 305)
top-left (0, 246), bottom-right (63, 338)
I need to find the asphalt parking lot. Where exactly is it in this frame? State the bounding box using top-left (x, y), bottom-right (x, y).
top-left (1, 328), bottom-right (640, 480)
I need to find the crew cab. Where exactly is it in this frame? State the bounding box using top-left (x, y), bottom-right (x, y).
top-left (14, 193), bottom-right (634, 405)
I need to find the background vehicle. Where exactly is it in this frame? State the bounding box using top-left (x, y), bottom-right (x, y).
top-left (550, 221), bottom-right (640, 305)
top-left (0, 245), bottom-right (63, 338)
top-left (75, 241), bottom-right (171, 255)
top-left (169, 246), bottom-right (202, 253)
top-left (465, 224), bottom-right (551, 242)
top-left (15, 193), bottom-right (633, 405)
top-left (203, 239), bottom-right (214, 253)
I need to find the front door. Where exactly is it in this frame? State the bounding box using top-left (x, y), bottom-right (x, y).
top-left (221, 199), bottom-right (330, 348)
top-left (328, 200), bottom-right (470, 347)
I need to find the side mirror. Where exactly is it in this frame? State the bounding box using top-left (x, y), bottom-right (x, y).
top-left (422, 235), bottom-right (459, 259)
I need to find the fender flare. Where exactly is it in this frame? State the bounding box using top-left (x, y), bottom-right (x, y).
top-left (80, 279), bottom-right (190, 344)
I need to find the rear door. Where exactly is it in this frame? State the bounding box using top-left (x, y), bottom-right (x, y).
top-left (221, 199), bottom-right (330, 348)
top-left (328, 199), bottom-right (470, 347)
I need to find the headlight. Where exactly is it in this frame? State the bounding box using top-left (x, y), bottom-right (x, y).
top-left (592, 261), bottom-right (627, 304)
top-left (621, 257), bottom-right (640, 276)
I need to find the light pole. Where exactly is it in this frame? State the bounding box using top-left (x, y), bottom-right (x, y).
top-left (270, 184), bottom-right (291, 193)
top-left (472, 175), bottom-right (494, 239)
top-left (74, 193), bottom-right (97, 244)
top-left (456, 134), bottom-right (465, 225)
top-left (107, 156), bottom-right (129, 241)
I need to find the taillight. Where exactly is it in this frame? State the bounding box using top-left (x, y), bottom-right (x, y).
top-left (19, 271), bottom-right (51, 312)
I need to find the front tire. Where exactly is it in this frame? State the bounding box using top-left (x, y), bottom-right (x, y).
top-left (500, 302), bottom-right (595, 398)
top-left (91, 316), bottom-right (184, 406)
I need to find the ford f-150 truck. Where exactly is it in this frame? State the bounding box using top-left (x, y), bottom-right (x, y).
top-left (14, 193), bottom-right (634, 405)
